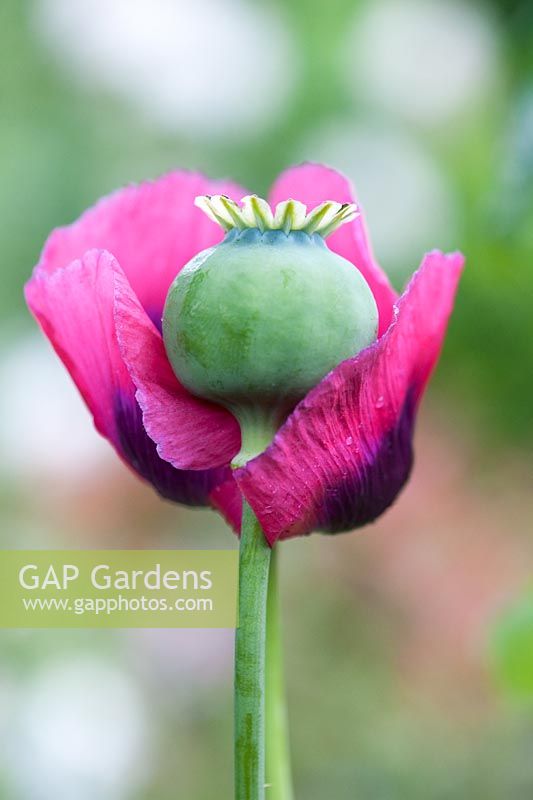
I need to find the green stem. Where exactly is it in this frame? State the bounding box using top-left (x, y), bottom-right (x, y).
top-left (235, 500), bottom-right (272, 800)
top-left (265, 547), bottom-right (294, 799)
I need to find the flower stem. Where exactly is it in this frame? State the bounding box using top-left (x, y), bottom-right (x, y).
top-left (265, 547), bottom-right (294, 799)
top-left (235, 500), bottom-right (272, 800)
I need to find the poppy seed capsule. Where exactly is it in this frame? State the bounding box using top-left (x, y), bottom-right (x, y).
top-left (163, 195), bottom-right (378, 422)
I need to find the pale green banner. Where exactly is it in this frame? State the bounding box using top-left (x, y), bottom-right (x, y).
top-left (0, 550), bottom-right (238, 628)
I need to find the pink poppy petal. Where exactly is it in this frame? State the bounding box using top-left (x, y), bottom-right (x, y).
top-left (25, 249), bottom-right (130, 444)
top-left (114, 267), bottom-right (241, 470)
top-left (269, 162), bottom-right (398, 336)
top-left (235, 251), bottom-right (465, 545)
top-left (210, 478), bottom-right (243, 534)
top-left (115, 389), bottom-right (234, 506)
top-left (37, 170), bottom-right (248, 329)
top-left (25, 249), bottom-right (233, 507)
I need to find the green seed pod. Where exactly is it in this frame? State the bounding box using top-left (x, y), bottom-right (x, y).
top-left (163, 195), bottom-right (378, 427)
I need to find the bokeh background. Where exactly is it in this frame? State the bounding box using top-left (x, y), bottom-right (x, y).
top-left (1, 0), bottom-right (533, 797)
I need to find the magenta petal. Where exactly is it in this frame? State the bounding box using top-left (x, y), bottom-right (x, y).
top-left (210, 478), bottom-right (243, 534)
top-left (269, 163), bottom-right (398, 336)
top-left (25, 249), bottom-right (130, 444)
top-left (114, 267), bottom-right (241, 470)
top-left (25, 249), bottom-right (234, 508)
top-left (114, 389), bottom-right (234, 506)
top-left (38, 170), bottom-right (248, 329)
top-left (235, 251), bottom-right (465, 545)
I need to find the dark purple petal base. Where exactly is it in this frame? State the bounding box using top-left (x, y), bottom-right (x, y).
top-left (317, 391), bottom-right (415, 533)
top-left (114, 391), bottom-right (231, 506)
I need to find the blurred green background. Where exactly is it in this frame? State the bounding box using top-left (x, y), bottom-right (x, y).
top-left (1, 0), bottom-right (532, 797)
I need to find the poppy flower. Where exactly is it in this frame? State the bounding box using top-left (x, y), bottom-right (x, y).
top-left (25, 163), bottom-right (464, 545)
